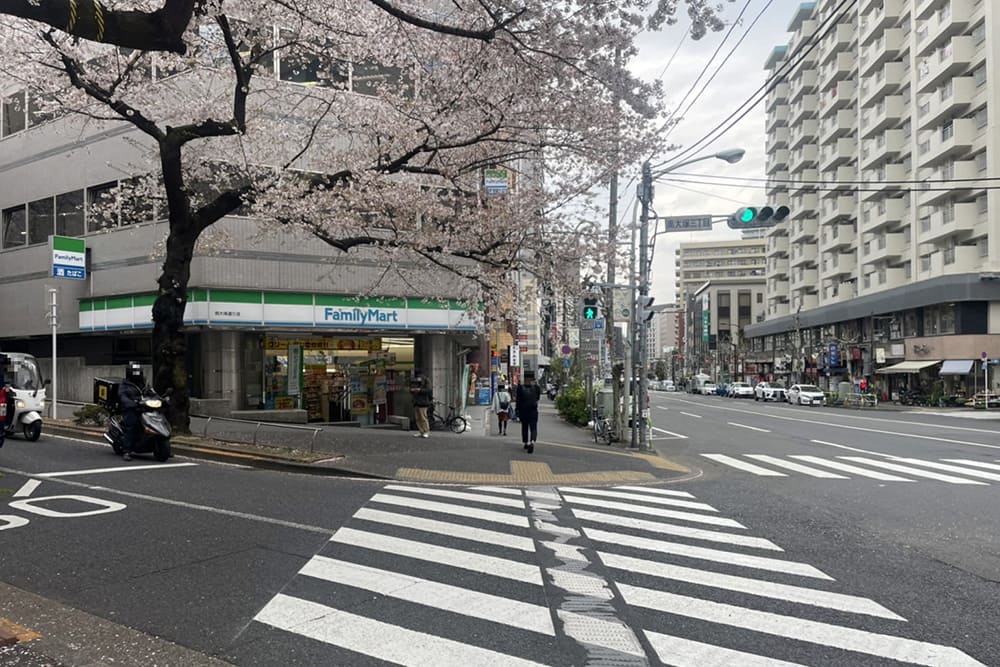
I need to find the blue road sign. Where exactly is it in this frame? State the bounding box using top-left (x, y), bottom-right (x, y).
top-left (563, 358), bottom-right (572, 368)
top-left (594, 318), bottom-right (605, 330)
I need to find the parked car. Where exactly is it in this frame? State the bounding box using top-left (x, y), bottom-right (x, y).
top-left (754, 382), bottom-right (786, 402)
top-left (787, 384), bottom-right (826, 406)
top-left (700, 382), bottom-right (717, 395)
top-left (729, 382), bottom-right (755, 398)
top-left (660, 380), bottom-right (676, 392)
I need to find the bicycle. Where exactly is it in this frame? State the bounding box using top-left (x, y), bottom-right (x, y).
top-left (592, 409), bottom-right (612, 446)
top-left (429, 402), bottom-right (468, 434)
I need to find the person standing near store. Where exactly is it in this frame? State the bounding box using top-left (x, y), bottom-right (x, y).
top-left (516, 372), bottom-right (541, 453)
top-left (410, 369), bottom-right (432, 438)
top-left (492, 383), bottom-right (512, 435)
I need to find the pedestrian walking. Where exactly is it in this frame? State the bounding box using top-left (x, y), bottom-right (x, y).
top-left (515, 372), bottom-right (541, 453)
top-left (492, 384), bottom-right (512, 435)
top-left (409, 369), bottom-right (432, 438)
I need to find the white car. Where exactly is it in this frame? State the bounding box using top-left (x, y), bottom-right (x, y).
top-left (754, 382), bottom-right (786, 402)
top-left (729, 382), bottom-right (754, 398)
top-left (787, 384), bottom-right (826, 406)
top-left (699, 382), bottom-right (718, 395)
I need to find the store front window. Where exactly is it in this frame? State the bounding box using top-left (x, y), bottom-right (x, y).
top-left (262, 335), bottom-right (415, 423)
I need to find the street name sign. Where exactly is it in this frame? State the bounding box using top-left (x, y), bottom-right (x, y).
top-left (663, 216), bottom-right (713, 232)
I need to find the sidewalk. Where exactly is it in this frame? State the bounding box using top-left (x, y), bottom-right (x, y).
top-left (44, 401), bottom-right (692, 487)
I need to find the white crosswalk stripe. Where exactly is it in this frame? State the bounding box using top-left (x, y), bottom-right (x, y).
top-left (558, 486), bottom-right (719, 512)
top-left (702, 453), bottom-right (1000, 485)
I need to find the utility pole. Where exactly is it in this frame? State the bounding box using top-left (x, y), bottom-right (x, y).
top-left (606, 44), bottom-right (622, 440)
top-left (636, 161), bottom-right (653, 450)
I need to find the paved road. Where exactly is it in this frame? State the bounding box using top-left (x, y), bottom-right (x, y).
top-left (1, 410), bottom-right (997, 665)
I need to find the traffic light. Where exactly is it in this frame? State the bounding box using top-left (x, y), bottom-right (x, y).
top-left (641, 297), bottom-right (655, 323)
top-left (582, 297), bottom-right (599, 321)
top-left (727, 205), bottom-right (790, 229)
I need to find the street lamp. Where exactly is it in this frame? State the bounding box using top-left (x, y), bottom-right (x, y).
top-left (632, 148), bottom-right (745, 450)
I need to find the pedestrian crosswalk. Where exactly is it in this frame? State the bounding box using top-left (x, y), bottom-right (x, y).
top-left (702, 453), bottom-right (1000, 484)
top-left (248, 482), bottom-right (986, 666)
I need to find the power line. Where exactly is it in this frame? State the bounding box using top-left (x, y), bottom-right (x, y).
top-left (665, 170), bottom-right (1000, 186)
top-left (658, 174), bottom-right (998, 194)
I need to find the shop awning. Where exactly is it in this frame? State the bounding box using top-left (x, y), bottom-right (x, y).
top-left (939, 360), bottom-right (975, 375)
top-left (877, 360), bottom-right (941, 374)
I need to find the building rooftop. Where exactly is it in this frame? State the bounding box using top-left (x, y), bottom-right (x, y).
top-left (788, 2), bottom-right (816, 32)
top-left (764, 45), bottom-right (788, 70)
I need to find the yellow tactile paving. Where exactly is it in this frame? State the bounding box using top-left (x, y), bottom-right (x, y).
top-left (396, 461), bottom-right (660, 485)
top-left (0, 616), bottom-right (41, 644)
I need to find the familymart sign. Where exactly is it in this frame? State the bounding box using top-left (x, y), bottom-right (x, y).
top-left (80, 290), bottom-right (482, 332)
top-left (51, 235), bottom-right (86, 280)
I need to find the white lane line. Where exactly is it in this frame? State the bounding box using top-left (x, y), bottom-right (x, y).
top-left (559, 487), bottom-right (718, 512)
top-left (944, 459), bottom-right (1000, 473)
top-left (619, 585), bottom-right (985, 667)
top-left (353, 508), bottom-right (534, 552)
top-left (562, 495), bottom-right (746, 529)
top-left (746, 455), bottom-right (849, 479)
top-left (369, 494), bottom-right (529, 528)
top-left (809, 439), bottom-right (894, 457)
top-left (838, 457), bottom-right (989, 485)
top-left (680, 412), bottom-right (702, 418)
top-left (572, 509), bottom-right (782, 551)
top-left (36, 462), bottom-right (198, 477)
top-left (301, 556), bottom-right (555, 635)
top-left (651, 426), bottom-right (688, 439)
top-left (330, 527), bottom-right (542, 584)
top-left (655, 406), bottom-right (670, 410)
top-left (383, 485), bottom-right (526, 508)
top-left (13, 479), bottom-right (41, 497)
top-left (255, 594), bottom-right (547, 667)
top-left (613, 485), bottom-right (696, 498)
top-left (584, 528), bottom-right (831, 580)
top-left (466, 486), bottom-right (524, 496)
top-left (728, 422), bottom-right (771, 433)
top-left (701, 454), bottom-right (788, 477)
top-left (645, 630), bottom-right (807, 667)
top-left (889, 458), bottom-right (1000, 482)
top-left (599, 552), bottom-right (902, 620)
top-left (790, 456), bottom-right (915, 482)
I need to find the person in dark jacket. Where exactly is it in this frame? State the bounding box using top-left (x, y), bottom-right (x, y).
top-left (118, 362), bottom-right (145, 461)
top-left (409, 369), bottom-right (433, 438)
top-left (515, 372), bottom-right (542, 453)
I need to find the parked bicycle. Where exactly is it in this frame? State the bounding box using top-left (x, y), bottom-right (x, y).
top-left (429, 402), bottom-right (468, 434)
top-left (592, 409), bottom-right (612, 446)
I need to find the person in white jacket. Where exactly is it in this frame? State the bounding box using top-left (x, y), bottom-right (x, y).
top-left (491, 384), bottom-right (512, 435)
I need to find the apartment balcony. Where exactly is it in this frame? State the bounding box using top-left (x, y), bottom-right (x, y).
top-left (789, 119), bottom-right (819, 150)
top-left (820, 109), bottom-right (857, 143)
top-left (921, 246), bottom-right (981, 279)
top-left (863, 231), bottom-right (908, 264)
top-left (767, 170), bottom-right (789, 197)
top-left (770, 278), bottom-right (791, 296)
top-left (861, 61), bottom-right (906, 105)
top-left (769, 301), bottom-right (791, 318)
top-left (820, 195), bottom-right (856, 224)
top-left (918, 160), bottom-right (980, 207)
top-left (822, 252), bottom-right (858, 280)
top-left (770, 258), bottom-right (790, 278)
top-left (860, 129), bottom-right (907, 170)
top-left (860, 28), bottom-right (905, 76)
top-left (862, 163), bottom-right (908, 201)
top-left (916, 37), bottom-right (980, 93)
top-left (790, 69), bottom-right (819, 102)
top-left (821, 222), bottom-right (858, 251)
top-left (790, 144), bottom-right (820, 171)
top-left (878, 267), bottom-right (908, 291)
top-left (766, 82), bottom-right (790, 110)
top-left (767, 105), bottom-right (790, 132)
top-left (919, 201), bottom-right (979, 244)
top-left (766, 149), bottom-right (790, 174)
top-left (820, 137), bottom-right (856, 171)
top-left (862, 196), bottom-right (907, 232)
top-left (793, 191), bottom-right (819, 214)
top-left (791, 243), bottom-right (819, 268)
top-left (790, 95), bottom-right (819, 124)
top-left (767, 235), bottom-right (789, 256)
top-left (790, 217), bottom-right (819, 242)
top-left (770, 125), bottom-right (791, 149)
top-left (918, 77), bottom-right (977, 131)
top-left (820, 52), bottom-right (857, 88)
top-left (917, 118), bottom-right (977, 167)
top-left (790, 168), bottom-right (818, 195)
top-left (821, 81), bottom-right (856, 115)
top-left (860, 0), bottom-right (904, 44)
top-left (860, 94), bottom-right (905, 138)
top-left (792, 268), bottom-right (820, 291)
top-left (915, 0), bottom-right (976, 34)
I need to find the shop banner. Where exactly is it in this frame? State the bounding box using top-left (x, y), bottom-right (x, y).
top-left (287, 344), bottom-right (302, 397)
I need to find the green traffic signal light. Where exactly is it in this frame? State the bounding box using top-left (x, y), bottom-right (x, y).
top-left (740, 207), bottom-right (756, 224)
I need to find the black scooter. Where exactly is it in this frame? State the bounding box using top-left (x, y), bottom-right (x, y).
top-left (104, 387), bottom-right (172, 462)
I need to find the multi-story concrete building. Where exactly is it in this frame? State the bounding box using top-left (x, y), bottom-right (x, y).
top-left (674, 239), bottom-right (767, 305)
top-left (748, 0), bottom-right (996, 397)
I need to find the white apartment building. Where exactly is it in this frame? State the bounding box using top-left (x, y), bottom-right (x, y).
top-left (674, 239), bottom-right (767, 306)
top-left (746, 0), bottom-right (998, 396)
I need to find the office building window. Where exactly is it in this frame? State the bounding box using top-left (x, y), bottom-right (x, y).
top-left (2, 205), bottom-right (26, 248)
top-left (86, 181), bottom-right (119, 231)
top-left (56, 191), bottom-right (85, 237)
top-left (27, 196), bottom-right (54, 245)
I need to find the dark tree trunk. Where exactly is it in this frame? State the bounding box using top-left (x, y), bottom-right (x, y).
top-left (152, 227), bottom-right (196, 434)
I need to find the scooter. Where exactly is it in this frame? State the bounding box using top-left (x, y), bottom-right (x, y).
top-left (546, 383), bottom-right (559, 400)
top-left (104, 387), bottom-right (172, 462)
top-left (0, 353), bottom-right (47, 442)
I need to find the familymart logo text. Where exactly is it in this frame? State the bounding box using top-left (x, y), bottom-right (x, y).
top-left (323, 307), bottom-right (400, 325)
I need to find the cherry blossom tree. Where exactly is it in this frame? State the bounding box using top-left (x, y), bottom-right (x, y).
top-left (0, 1), bottom-right (730, 430)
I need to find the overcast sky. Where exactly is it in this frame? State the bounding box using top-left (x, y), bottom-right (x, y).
top-left (624, 0), bottom-right (805, 306)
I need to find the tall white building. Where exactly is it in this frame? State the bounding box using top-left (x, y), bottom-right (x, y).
top-left (746, 0), bottom-right (997, 395)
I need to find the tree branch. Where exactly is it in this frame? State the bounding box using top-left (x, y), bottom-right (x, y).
top-left (365, 0), bottom-right (526, 41)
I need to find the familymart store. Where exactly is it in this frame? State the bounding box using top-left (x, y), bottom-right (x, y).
top-left (79, 289), bottom-right (483, 423)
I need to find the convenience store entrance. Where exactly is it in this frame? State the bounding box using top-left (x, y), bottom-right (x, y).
top-left (263, 335), bottom-right (415, 424)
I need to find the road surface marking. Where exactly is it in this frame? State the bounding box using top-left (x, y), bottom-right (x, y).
top-left (300, 556), bottom-right (555, 635)
top-left (645, 631), bottom-right (807, 667)
top-left (651, 426), bottom-right (688, 439)
top-left (655, 405), bottom-right (670, 410)
top-left (746, 455), bottom-right (849, 479)
top-left (728, 422), bottom-right (771, 433)
top-left (680, 412), bottom-right (702, 418)
top-left (584, 527), bottom-right (831, 579)
top-left (618, 585), bottom-right (986, 667)
top-left (370, 493), bottom-right (529, 527)
top-left (888, 458), bottom-right (1000, 482)
top-left (383, 484), bottom-right (527, 508)
top-left (599, 551), bottom-right (902, 620)
top-left (558, 486), bottom-right (718, 512)
top-left (255, 594), bottom-right (548, 667)
top-left (810, 439), bottom-right (893, 457)
top-left (701, 454), bottom-right (788, 477)
top-left (12, 480), bottom-right (41, 497)
top-left (330, 527), bottom-right (543, 584)
top-left (572, 509), bottom-right (781, 551)
top-left (838, 457), bottom-right (989, 485)
top-left (943, 459), bottom-right (1000, 473)
top-left (36, 462), bottom-right (197, 477)
top-left (561, 494), bottom-right (746, 528)
top-left (790, 456), bottom-right (915, 481)
top-left (466, 485), bottom-right (524, 496)
top-left (614, 485), bottom-right (695, 498)
top-left (352, 507), bottom-right (535, 552)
